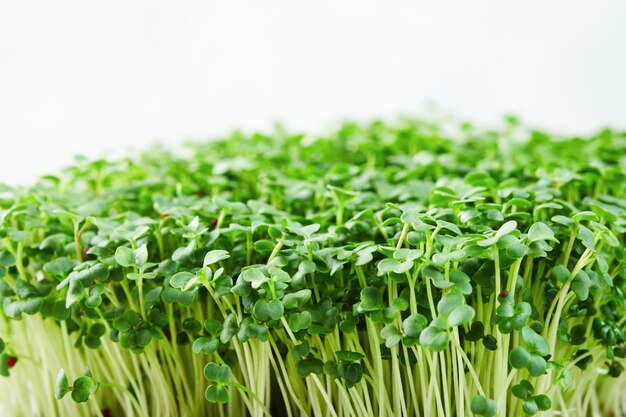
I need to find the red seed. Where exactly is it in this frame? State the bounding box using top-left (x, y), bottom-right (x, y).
top-left (101, 409), bottom-right (111, 417)
top-left (211, 219), bottom-right (217, 227)
top-left (6, 357), bottom-right (17, 368)
top-left (84, 247), bottom-right (91, 254)
top-left (500, 290), bottom-right (509, 298)
top-left (160, 213), bottom-right (170, 220)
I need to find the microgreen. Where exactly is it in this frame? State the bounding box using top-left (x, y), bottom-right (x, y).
top-left (1, 118), bottom-right (625, 417)
top-left (55, 369), bottom-right (98, 403)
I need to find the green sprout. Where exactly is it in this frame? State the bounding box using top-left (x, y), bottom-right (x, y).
top-left (1, 117), bottom-right (625, 417)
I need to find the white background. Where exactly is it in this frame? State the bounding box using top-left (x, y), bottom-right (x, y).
top-left (1, 1), bottom-right (626, 185)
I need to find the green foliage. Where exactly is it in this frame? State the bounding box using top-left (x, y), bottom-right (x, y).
top-left (204, 363), bottom-right (231, 403)
top-left (511, 380), bottom-right (552, 416)
top-left (470, 395), bottom-right (497, 417)
top-left (54, 369), bottom-right (70, 400)
top-left (509, 326), bottom-right (552, 377)
top-left (1, 117), bottom-right (625, 416)
top-left (55, 369), bottom-right (98, 403)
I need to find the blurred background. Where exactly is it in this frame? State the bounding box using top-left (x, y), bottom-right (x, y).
top-left (1, 0), bottom-right (625, 185)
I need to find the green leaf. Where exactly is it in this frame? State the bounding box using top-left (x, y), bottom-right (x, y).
top-left (466, 322), bottom-right (485, 342)
top-left (253, 239), bottom-right (275, 254)
top-left (337, 362), bottom-right (363, 385)
top-left (287, 223), bottom-right (320, 238)
top-left (424, 266), bottom-right (454, 289)
top-left (115, 246), bottom-right (135, 267)
top-left (506, 243), bottom-right (528, 259)
top-left (534, 394), bottom-right (552, 411)
top-left (253, 299), bottom-right (271, 322)
top-left (170, 272), bottom-right (198, 290)
top-left (172, 240), bottom-right (196, 262)
top-left (283, 289), bottom-right (312, 309)
top-left (512, 382), bottom-right (531, 400)
top-left (419, 325), bottom-right (449, 352)
top-left (292, 341), bottom-right (310, 359)
top-left (558, 369), bottom-right (573, 391)
top-left (527, 222), bottom-right (558, 242)
top-left (432, 249), bottom-right (467, 266)
top-left (377, 258), bottom-right (401, 275)
top-left (509, 346), bottom-right (531, 369)
top-left (89, 323), bottom-right (106, 338)
top-left (81, 263), bottom-right (109, 282)
top-left (8, 230), bottom-right (30, 242)
top-left (572, 211), bottom-right (598, 223)
top-left (437, 293), bottom-right (464, 317)
top-left (403, 314), bottom-right (428, 338)
top-left (219, 314), bottom-right (238, 344)
top-left (268, 267), bottom-right (291, 283)
top-left (253, 299), bottom-right (283, 322)
top-left (119, 332), bottom-right (136, 349)
top-left (44, 257), bottom-right (76, 277)
top-left (0, 251), bottom-right (16, 267)
top-left (496, 302), bottom-right (515, 318)
top-left (355, 246), bottom-right (378, 266)
top-left (436, 220), bottom-right (462, 235)
top-left (71, 376), bottom-right (95, 403)
top-left (511, 302), bottom-right (532, 330)
top-left (267, 299), bottom-right (284, 320)
top-left (327, 185), bottom-right (358, 204)
top-left (242, 268), bottom-right (269, 289)
top-left (577, 225), bottom-right (595, 250)
top-left (571, 270), bottom-right (591, 301)
top-left (522, 399), bottom-right (539, 416)
top-left (55, 369), bottom-right (70, 400)
top-left (527, 355), bottom-right (547, 376)
top-left (203, 319), bottom-right (223, 335)
top-left (204, 250), bottom-right (230, 267)
top-left (392, 297), bottom-right (409, 311)
top-left (521, 327), bottom-right (550, 356)
top-left (205, 385), bottom-right (229, 403)
top-left (335, 351), bottom-right (365, 363)
top-left (447, 304), bottom-right (475, 327)
top-left (380, 325), bottom-right (402, 348)
top-left (393, 248), bottom-right (423, 262)
top-left (400, 209), bottom-right (424, 225)
top-left (204, 362), bottom-right (230, 384)
top-left (134, 244), bottom-right (148, 266)
top-left (161, 288), bottom-right (180, 304)
top-left (359, 287), bottom-right (384, 312)
top-left (213, 275), bottom-right (233, 298)
top-left (588, 201), bottom-right (618, 222)
top-left (552, 265), bottom-right (570, 283)
top-left (470, 395), bottom-right (497, 417)
top-left (193, 337), bottom-right (219, 355)
top-left (66, 279), bottom-right (85, 308)
top-left (450, 270), bottom-right (472, 295)
top-left (478, 220), bottom-right (517, 247)
top-left (323, 360), bottom-right (339, 378)
top-left (296, 358), bottom-right (324, 377)
top-left (288, 311), bottom-right (312, 332)
top-left (182, 318), bottom-right (201, 333)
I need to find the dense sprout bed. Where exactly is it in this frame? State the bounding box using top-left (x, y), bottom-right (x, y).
top-left (1, 119), bottom-right (626, 417)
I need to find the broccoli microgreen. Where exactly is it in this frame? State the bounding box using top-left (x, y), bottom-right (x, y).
top-left (1, 118), bottom-right (625, 417)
